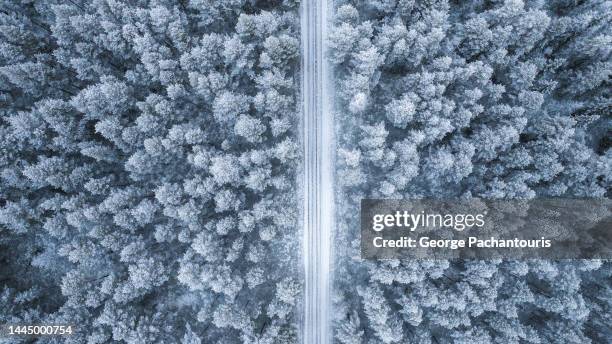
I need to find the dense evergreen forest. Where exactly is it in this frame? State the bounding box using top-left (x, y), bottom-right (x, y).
top-left (1, 1), bottom-right (301, 343)
top-left (0, 0), bottom-right (610, 343)
top-left (331, 1), bottom-right (610, 343)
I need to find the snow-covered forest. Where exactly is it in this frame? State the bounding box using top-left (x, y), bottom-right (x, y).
top-left (0, 1), bottom-right (301, 343)
top-left (1, 0), bottom-right (611, 343)
top-left (331, 0), bottom-right (610, 343)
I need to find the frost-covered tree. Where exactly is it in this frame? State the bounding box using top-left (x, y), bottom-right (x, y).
top-left (331, 0), bottom-right (611, 342)
top-left (1, 0), bottom-right (301, 343)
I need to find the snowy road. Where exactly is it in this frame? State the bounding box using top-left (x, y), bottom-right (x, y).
top-left (301, 0), bottom-right (333, 343)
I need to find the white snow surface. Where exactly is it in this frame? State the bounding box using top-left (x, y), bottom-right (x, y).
top-left (301, 0), bottom-right (333, 342)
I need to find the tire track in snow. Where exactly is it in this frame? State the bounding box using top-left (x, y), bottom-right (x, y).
top-left (301, 0), bottom-right (333, 342)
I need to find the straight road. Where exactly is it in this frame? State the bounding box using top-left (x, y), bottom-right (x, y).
top-left (301, 0), bottom-right (333, 343)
